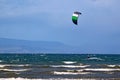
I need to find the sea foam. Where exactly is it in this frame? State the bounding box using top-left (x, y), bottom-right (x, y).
top-left (63, 61), bottom-right (76, 64)
top-left (0, 69), bottom-right (29, 72)
top-left (87, 57), bottom-right (103, 61)
top-left (0, 78), bottom-right (96, 80)
top-left (0, 64), bottom-right (30, 67)
top-left (107, 65), bottom-right (116, 67)
top-left (53, 71), bottom-right (90, 75)
top-left (51, 65), bottom-right (89, 68)
top-left (0, 60), bottom-right (3, 62)
top-left (84, 68), bottom-right (120, 71)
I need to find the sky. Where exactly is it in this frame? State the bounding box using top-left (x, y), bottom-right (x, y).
top-left (0, 0), bottom-right (120, 53)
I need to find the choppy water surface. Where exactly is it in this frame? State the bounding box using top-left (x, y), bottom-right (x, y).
top-left (0, 54), bottom-right (120, 80)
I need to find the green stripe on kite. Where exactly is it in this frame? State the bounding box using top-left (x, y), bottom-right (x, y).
top-left (72, 11), bottom-right (81, 25)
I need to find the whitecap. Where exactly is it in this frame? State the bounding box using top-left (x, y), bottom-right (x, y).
top-left (0, 64), bottom-right (30, 68)
top-left (63, 61), bottom-right (76, 64)
top-left (0, 65), bottom-right (6, 68)
top-left (84, 68), bottom-right (120, 71)
top-left (88, 57), bottom-right (103, 60)
top-left (0, 60), bottom-right (3, 62)
top-left (0, 69), bottom-right (30, 72)
top-left (10, 59), bottom-right (20, 63)
top-left (0, 78), bottom-right (96, 80)
top-left (107, 65), bottom-right (116, 67)
top-left (51, 65), bottom-right (89, 68)
top-left (53, 71), bottom-right (90, 75)
top-left (10, 64), bottom-right (30, 67)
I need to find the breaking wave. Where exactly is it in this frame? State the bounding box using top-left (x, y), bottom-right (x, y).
top-left (0, 78), bottom-right (96, 80)
top-left (0, 64), bottom-right (30, 68)
top-left (51, 65), bottom-right (90, 68)
top-left (53, 71), bottom-right (90, 75)
top-left (0, 68), bottom-right (30, 72)
top-left (84, 68), bottom-right (120, 71)
top-left (87, 57), bottom-right (103, 61)
top-left (63, 61), bottom-right (77, 64)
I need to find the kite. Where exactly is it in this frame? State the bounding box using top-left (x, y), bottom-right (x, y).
top-left (72, 11), bottom-right (81, 25)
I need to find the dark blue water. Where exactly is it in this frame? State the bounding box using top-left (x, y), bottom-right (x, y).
top-left (0, 54), bottom-right (120, 65)
top-left (0, 54), bottom-right (120, 79)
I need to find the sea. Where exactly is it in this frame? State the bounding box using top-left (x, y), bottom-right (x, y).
top-left (0, 54), bottom-right (120, 80)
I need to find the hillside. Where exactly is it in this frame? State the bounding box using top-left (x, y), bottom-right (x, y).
top-left (0, 38), bottom-right (79, 53)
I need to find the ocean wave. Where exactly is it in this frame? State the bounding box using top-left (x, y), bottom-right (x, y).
top-left (0, 69), bottom-right (30, 72)
top-left (40, 54), bottom-right (46, 56)
top-left (107, 65), bottom-right (116, 67)
top-left (10, 59), bottom-right (20, 63)
top-left (107, 65), bottom-right (120, 68)
top-left (53, 68), bottom-right (120, 75)
top-left (0, 60), bottom-right (3, 62)
top-left (84, 68), bottom-right (120, 71)
top-left (51, 65), bottom-right (89, 68)
top-left (0, 78), bottom-right (96, 80)
top-left (87, 57), bottom-right (103, 61)
top-left (0, 64), bottom-right (30, 68)
top-left (62, 61), bottom-right (77, 64)
top-left (0, 65), bottom-right (6, 68)
top-left (53, 71), bottom-right (90, 75)
top-left (10, 64), bottom-right (30, 67)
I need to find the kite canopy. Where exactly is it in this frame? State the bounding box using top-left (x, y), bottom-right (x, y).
top-left (72, 11), bottom-right (81, 25)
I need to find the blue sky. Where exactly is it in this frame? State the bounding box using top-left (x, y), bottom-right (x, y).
top-left (0, 0), bottom-right (120, 53)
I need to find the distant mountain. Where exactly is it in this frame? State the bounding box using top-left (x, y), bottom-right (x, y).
top-left (0, 38), bottom-right (80, 53)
